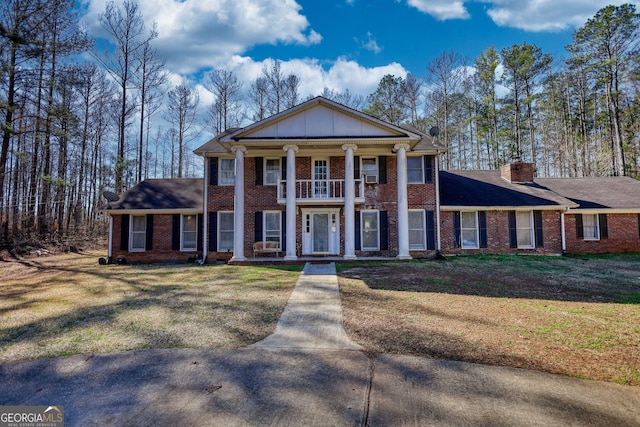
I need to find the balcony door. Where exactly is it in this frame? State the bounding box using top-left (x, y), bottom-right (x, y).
top-left (313, 158), bottom-right (328, 198)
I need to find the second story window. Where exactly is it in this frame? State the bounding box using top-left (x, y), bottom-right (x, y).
top-left (219, 159), bottom-right (235, 185)
top-left (265, 158), bottom-right (280, 185)
top-left (407, 157), bottom-right (424, 183)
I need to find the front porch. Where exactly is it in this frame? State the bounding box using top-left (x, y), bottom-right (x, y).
top-left (226, 255), bottom-right (399, 266)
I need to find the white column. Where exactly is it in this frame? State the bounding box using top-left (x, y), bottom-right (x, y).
top-left (342, 143), bottom-right (358, 260)
top-left (283, 144), bottom-right (298, 260)
top-left (231, 146), bottom-right (246, 261)
top-left (395, 143), bottom-right (412, 260)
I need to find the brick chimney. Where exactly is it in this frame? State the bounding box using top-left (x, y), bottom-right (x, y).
top-left (500, 161), bottom-right (534, 183)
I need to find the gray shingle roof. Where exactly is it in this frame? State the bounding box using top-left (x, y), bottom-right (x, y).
top-left (107, 178), bottom-right (203, 211)
top-left (536, 177), bottom-right (640, 210)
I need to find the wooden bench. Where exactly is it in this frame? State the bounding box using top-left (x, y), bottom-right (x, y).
top-left (253, 241), bottom-right (280, 257)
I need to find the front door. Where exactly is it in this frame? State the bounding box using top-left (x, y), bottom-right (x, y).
top-left (312, 213), bottom-right (330, 253)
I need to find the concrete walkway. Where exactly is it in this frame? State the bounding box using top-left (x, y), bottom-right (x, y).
top-left (1, 262), bottom-right (639, 426)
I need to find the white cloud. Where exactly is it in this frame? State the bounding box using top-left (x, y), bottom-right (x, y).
top-left (355, 32), bottom-right (382, 54)
top-left (406, 0), bottom-right (470, 20)
top-left (82, 0), bottom-right (321, 74)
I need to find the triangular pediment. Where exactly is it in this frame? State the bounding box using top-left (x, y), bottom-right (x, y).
top-left (227, 97), bottom-right (411, 141)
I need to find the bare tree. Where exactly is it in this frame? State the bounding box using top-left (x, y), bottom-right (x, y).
top-left (249, 76), bottom-right (269, 121)
top-left (165, 80), bottom-right (200, 178)
top-left (204, 69), bottom-right (244, 135)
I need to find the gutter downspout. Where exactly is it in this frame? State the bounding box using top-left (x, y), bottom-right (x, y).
top-left (560, 209), bottom-right (567, 255)
top-left (201, 157), bottom-right (209, 264)
top-left (435, 150), bottom-right (442, 254)
top-left (107, 215), bottom-right (113, 261)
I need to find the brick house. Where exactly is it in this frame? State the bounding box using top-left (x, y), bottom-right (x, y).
top-left (105, 97), bottom-right (640, 263)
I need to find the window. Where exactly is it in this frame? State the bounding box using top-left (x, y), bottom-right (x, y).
top-left (218, 211), bottom-right (234, 251)
top-left (265, 158), bottom-right (280, 185)
top-left (219, 159), bottom-right (235, 185)
top-left (583, 214), bottom-right (600, 240)
top-left (409, 210), bottom-right (426, 250)
top-left (516, 211), bottom-right (534, 248)
top-left (461, 211), bottom-right (479, 249)
top-left (130, 215), bottom-right (146, 251)
top-left (361, 158), bottom-right (378, 177)
top-left (180, 215), bottom-right (197, 251)
top-left (361, 210), bottom-right (379, 250)
top-left (407, 157), bottom-right (424, 184)
top-left (264, 211), bottom-right (282, 249)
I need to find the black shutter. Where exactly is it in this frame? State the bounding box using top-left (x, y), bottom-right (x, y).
top-left (638, 213), bottom-right (640, 239)
top-left (197, 214), bottom-right (203, 251)
top-left (534, 210), bottom-right (544, 248)
top-left (255, 157), bottom-right (263, 186)
top-left (453, 211), bottom-right (461, 248)
top-left (120, 214), bottom-right (130, 251)
top-left (354, 212), bottom-right (361, 250)
top-left (145, 214), bottom-right (154, 250)
top-left (281, 157), bottom-right (287, 182)
top-left (479, 211), bottom-right (488, 248)
top-left (424, 155), bottom-right (434, 183)
top-left (378, 156), bottom-right (387, 184)
top-left (576, 214), bottom-right (584, 240)
top-left (172, 215), bottom-right (181, 250)
top-left (354, 156), bottom-right (360, 179)
top-left (209, 157), bottom-right (218, 186)
top-left (599, 214), bottom-right (608, 239)
top-left (426, 210), bottom-right (436, 250)
top-left (255, 211), bottom-right (263, 243)
top-left (380, 210), bottom-right (388, 250)
top-left (508, 211), bottom-right (517, 248)
top-left (281, 211), bottom-right (286, 251)
top-left (209, 212), bottom-right (217, 251)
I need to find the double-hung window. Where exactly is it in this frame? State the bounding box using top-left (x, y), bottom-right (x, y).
top-left (461, 211), bottom-right (479, 249)
top-left (407, 157), bottom-right (424, 184)
top-left (218, 211), bottom-right (234, 251)
top-left (582, 214), bottom-right (600, 240)
top-left (264, 211), bottom-right (282, 249)
top-left (265, 158), bottom-right (280, 185)
top-left (181, 215), bottom-right (197, 251)
top-left (219, 159), bottom-right (235, 185)
top-left (130, 215), bottom-right (146, 251)
top-left (516, 211), bottom-right (534, 248)
top-left (361, 158), bottom-right (378, 177)
top-left (361, 210), bottom-right (379, 250)
top-left (409, 210), bottom-right (426, 250)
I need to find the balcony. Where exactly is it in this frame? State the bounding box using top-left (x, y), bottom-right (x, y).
top-left (277, 179), bottom-right (365, 204)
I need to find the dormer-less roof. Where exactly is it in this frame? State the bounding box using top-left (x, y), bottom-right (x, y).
top-left (537, 177), bottom-right (640, 213)
top-left (106, 178), bottom-right (203, 213)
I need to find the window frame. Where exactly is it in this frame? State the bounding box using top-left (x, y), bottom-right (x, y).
top-left (408, 209), bottom-right (426, 250)
top-left (360, 157), bottom-right (378, 178)
top-left (180, 214), bottom-right (198, 252)
top-left (263, 211), bottom-right (282, 249)
top-left (460, 211), bottom-right (480, 249)
top-left (264, 158), bottom-right (281, 186)
top-left (129, 215), bottom-right (146, 252)
top-left (219, 158), bottom-right (235, 186)
top-left (516, 211), bottom-right (535, 249)
top-left (407, 157), bottom-right (424, 184)
top-left (582, 213), bottom-right (600, 241)
top-left (360, 210), bottom-right (380, 251)
top-left (217, 211), bottom-right (235, 252)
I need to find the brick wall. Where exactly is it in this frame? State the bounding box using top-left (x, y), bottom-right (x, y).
top-left (564, 213), bottom-right (640, 254)
top-left (440, 210), bottom-right (563, 255)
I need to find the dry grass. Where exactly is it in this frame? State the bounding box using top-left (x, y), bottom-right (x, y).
top-left (0, 250), bottom-right (301, 363)
top-left (338, 254), bottom-right (640, 385)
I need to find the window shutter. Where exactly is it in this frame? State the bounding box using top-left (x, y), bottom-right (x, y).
top-left (508, 211), bottom-right (517, 248)
top-left (378, 156), bottom-right (387, 184)
top-left (209, 157), bottom-right (218, 186)
top-left (209, 212), bottom-right (217, 251)
top-left (255, 157), bottom-right (263, 186)
top-left (534, 210), bottom-right (544, 248)
top-left (424, 155), bottom-right (434, 183)
top-left (281, 211), bottom-right (286, 251)
top-left (281, 157), bottom-right (287, 182)
top-left (354, 212), bottom-right (361, 250)
top-left (172, 215), bottom-right (180, 250)
top-left (599, 214), bottom-right (608, 239)
top-left (197, 214), bottom-right (203, 251)
top-left (575, 214), bottom-right (584, 239)
top-left (145, 214), bottom-right (154, 250)
top-left (638, 214), bottom-right (640, 239)
top-left (120, 214), bottom-right (130, 251)
top-left (453, 211), bottom-right (461, 248)
top-left (426, 210), bottom-right (436, 250)
top-left (478, 211), bottom-right (488, 248)
top-left (354, 156), bottom-right (360, 180)
top-left (255, 211), bottom-right (263, 243)
top-left (380, 210), bottom-right (388, 250)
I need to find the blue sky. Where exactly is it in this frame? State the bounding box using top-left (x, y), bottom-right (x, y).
top-left (81, 0), bottom-right (639, 105)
